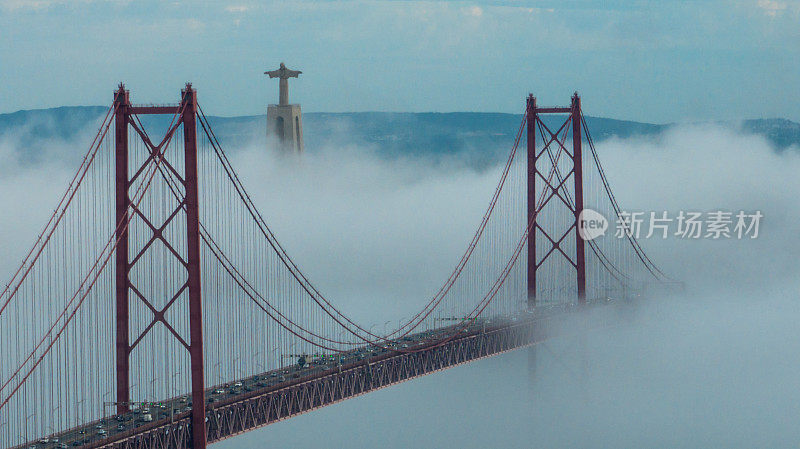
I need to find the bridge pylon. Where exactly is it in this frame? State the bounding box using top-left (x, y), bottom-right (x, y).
top-left (526, 92), bottom-right (587, 307)
top-left (112, 83), bottom-right (207, 449)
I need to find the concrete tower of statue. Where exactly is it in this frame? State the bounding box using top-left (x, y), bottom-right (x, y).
top-left (265, 63), bottom-right (304, 153)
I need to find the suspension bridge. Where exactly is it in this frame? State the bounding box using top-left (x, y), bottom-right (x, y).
top-left (0, 84), bottom-right (669, 449)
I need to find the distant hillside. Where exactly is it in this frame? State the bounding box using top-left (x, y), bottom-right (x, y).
top-left (740, 118), bottom-right (800, 150)
top-left (1, 106), bottom-right (798, 167)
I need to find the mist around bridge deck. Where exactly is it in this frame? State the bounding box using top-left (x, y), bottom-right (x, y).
top-left (1, 118), bottom-right (799, 447)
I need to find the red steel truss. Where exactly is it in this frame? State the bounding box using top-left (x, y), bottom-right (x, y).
top-left (79, 302), bottom-right (625, 449)
top-left (82, 305), bottom-right (611, 449)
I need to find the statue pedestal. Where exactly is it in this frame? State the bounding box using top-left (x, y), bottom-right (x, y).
top-left (267, 104), bottom-right (304, 153)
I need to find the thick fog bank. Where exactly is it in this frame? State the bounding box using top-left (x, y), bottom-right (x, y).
top-left (217, 125), bottom-right (800, 448)
top-left (1, 121), bottom-right (799, 448)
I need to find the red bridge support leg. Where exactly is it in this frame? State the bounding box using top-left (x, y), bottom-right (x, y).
top-left (114, 84), bottom-right (131, 415)
top-left (571, 93), bottom-right (586, 302)
top-left (182, 84), bottom-right (208, 449)
top-left (113, 83), bottom-right (207, 445)
top-left (526, 94), bottom-right (537, 307)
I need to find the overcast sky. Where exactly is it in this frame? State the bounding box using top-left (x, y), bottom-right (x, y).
top-left (1, 0), bottom-right (798, 122)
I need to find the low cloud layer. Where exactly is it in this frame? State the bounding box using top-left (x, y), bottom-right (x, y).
top-left (1, 120), bottom-right (799, 447)
top-left (1, 120), bottom-right (798, 326)
top-left (597, 124), bottom-right (800, 296)
top-left (222, 124), bottom-right (800, 448)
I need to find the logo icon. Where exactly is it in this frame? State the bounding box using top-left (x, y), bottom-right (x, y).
top-left (578, 209), bottom-right (608, 240)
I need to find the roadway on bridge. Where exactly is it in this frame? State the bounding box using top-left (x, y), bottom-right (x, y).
top-left (25, 309), bottom-right (543, 449)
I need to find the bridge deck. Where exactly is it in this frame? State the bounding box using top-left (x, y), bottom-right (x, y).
top-left (22, 301), bottom-right (625, 449)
